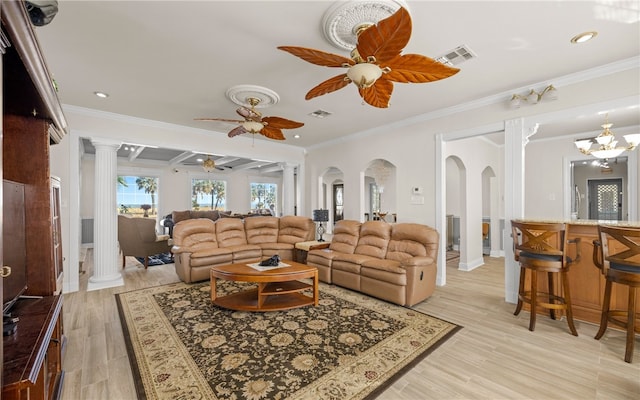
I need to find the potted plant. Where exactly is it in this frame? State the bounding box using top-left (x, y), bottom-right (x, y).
top-left (141, 204), bottom-right (151, 217)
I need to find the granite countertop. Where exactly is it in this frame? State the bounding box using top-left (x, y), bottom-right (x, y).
top-left (512, 218), bottom-right (640, 228)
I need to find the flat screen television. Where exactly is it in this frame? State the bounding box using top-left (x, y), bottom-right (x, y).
top-left (3, 180), bottom-right (28, 315)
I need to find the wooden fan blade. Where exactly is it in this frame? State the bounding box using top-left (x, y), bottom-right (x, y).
top-left (262, 116), bottom-right (304, 129)
top-left (305, 74), bottom-right (350, 100)
top-left (384, 54), bottom-right (460, 83)
top-left (358, 79), bottom-right (393, 108)
top-left (278, 46), bottom-right (354, 67)
top-left (356, 7), bottom-right (411, 64)
top-left (195, 117), bottom-right (245, 124)
top-left (260, 126), bottom-right (286, 140)
top-left (228, 126), bottom-right (247, 138)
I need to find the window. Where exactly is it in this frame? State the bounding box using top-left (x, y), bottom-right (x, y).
top-left (250, 183), bottom-right (277, 213)
top-left (117, 175), bottom-right (159, 217)
top-left (192, 179), bottom-right (226, 211)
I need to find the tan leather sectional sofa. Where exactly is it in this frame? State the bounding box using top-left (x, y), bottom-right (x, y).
top-left (307, 220), bottom-right (439, 307)
top-left (171, 215), bottom-right (315, 283)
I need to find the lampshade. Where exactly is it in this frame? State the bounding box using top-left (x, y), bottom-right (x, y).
top-left (624, 133), bottom-right (640, 148)
top-left (313, 209), bottom-right (329, 222)
top-left (242, 120), bottom-right (264, 133)
top-left (347, 63), bottom-right (383, 89)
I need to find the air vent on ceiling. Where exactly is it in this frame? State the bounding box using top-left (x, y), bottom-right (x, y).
top-left (435, 45), bottom-right (477, 67)
top-left (309, 109), bottom-right (332, 118)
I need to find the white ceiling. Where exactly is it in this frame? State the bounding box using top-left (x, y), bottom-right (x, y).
top-left (33, 1), bottom-right (640, 164)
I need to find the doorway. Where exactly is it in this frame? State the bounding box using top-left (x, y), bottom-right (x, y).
top-left (588, 178), bottom-right (623, 220)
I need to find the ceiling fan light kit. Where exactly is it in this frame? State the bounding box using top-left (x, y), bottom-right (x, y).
top-left (278, 4), bottom-right (460, 108)
top-left (574, 114), bottom-right (640, 159)
top-left (202, 156), bottom-right (216, 173)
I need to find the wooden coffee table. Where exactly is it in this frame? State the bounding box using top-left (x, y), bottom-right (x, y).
top-left (210, 260), bottom-right (318, 311)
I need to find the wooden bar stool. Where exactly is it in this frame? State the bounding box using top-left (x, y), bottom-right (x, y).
top-left (593, 225), bottom-right (640, 363)
top-left (511, 221), bottom-right (580, 336)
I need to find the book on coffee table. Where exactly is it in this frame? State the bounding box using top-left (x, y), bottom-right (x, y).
top-left (246, 262), bottom-right (291, 272)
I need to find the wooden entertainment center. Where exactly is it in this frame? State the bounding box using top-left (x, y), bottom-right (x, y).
top-left (1, 2), bottom-right (68, 399)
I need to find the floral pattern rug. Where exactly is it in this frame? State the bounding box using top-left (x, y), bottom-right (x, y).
top-left (116, 280), bottom-right (461, 400)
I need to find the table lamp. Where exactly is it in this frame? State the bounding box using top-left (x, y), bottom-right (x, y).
top-left (312, 209), bottom-right (329, 242)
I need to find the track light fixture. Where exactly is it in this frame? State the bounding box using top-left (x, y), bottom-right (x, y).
top-left (509, 84), bottom-right (558, 108)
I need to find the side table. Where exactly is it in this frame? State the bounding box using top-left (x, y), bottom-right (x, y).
top-left (294, 240), bottom-right (330, 264)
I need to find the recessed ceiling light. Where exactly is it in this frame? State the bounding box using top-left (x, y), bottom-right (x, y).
top-left (94, 91), bottom-right (109, 98)
top-left (570, 31), bottom-right (597, 44)
top-left (293, 134), bottom-right (301, 139)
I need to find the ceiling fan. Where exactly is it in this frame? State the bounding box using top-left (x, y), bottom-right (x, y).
top-left (278, 6), bottom-right (460, 108)
top-left (195, 97), bottom-right (304, 140)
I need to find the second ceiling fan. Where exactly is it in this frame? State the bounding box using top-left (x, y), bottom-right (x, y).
top-left (196, 97), bottom-right (303, 140)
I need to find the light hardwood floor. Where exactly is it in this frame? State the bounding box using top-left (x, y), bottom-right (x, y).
top-left (61, 252), bottom-right (639, 400)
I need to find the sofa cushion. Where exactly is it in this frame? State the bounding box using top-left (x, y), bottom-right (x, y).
top-left (171, 218), bottom-right (218, 252)
top-left (332, 253), bottom-right (380, 274)
top-left (245, 216), bottom-right (279, 244)
top-left (190, 252), bottom-right (233, 267)
top-left (354, 221), bottom-right (391, 258)
top-left (361, 258), bottom-right (404, 273)
top-left (329, 220), bottom-right (361, 254)
top-left (278, 216), bottom-right (315, 244)
top-left (172, 210), bottom-right (193, 224)
top-left (191, 210), bottom-right (220, 221)
top-left (216, 218), bottom-right (249, 247)
top-left (387, 223), bottom-right (438, 261)
top-left (226, 244), bottom-right (263, 261)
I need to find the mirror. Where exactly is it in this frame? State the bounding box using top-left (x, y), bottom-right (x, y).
top-left (571, 157), bottom-right (628, 220)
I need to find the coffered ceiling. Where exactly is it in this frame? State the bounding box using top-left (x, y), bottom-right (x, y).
top-left (34, 1), bottom-right (640, 168)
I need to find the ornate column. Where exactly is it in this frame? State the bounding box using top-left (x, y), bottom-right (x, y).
top-left (88, 138), bottom-right (124, 291)
top-left (282, 163), bottom-right (296, 216)
top-left (504, 118), bottom-right (538, 303)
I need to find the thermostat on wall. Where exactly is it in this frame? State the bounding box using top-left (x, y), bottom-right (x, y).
top-left (412, 186), bottom-right (423, 194)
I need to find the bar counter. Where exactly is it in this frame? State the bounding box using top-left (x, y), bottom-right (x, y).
top-left (513, 219), bottom-right (639, 325)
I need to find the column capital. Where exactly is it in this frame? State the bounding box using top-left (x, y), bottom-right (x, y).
top-left (90, 137), bottom-right (122, 150)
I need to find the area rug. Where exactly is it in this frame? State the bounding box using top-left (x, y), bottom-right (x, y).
top-left (116, 280), bottom-right (461, 400)
top-left (135, 252), bottom-right (173, 266)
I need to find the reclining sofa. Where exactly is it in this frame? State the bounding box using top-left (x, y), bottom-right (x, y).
top-left (171, 215), bottom-right (315, 283)
top-left (306, 220), bottom-right (439, 307)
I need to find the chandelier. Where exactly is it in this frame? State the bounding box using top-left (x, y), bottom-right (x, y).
top-left (202, 156), bottom-right (216, 173)
top-left (370, 159), bottom-right (391, 193)
top-left (574, 115), bottom-right (640, 159)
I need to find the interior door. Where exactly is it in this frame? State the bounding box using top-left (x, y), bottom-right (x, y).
top-left (588, 178), bottom-right (623, 220)
top-left (333, 184), bottom-right (344, 223)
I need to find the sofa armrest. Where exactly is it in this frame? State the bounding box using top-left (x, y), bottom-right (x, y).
top-left (171, 245), bottom-right (192, 254)
top-left (400, 256), bottom-right (435, 267)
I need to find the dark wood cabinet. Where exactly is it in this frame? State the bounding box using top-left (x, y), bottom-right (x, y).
top-left (3, 296), bottom-right (64, 400)
top-left (1, 1), bottom-right (68, 399)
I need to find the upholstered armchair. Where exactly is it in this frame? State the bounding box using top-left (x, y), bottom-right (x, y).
top-left (117, 214), bottom-right (171, 269)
